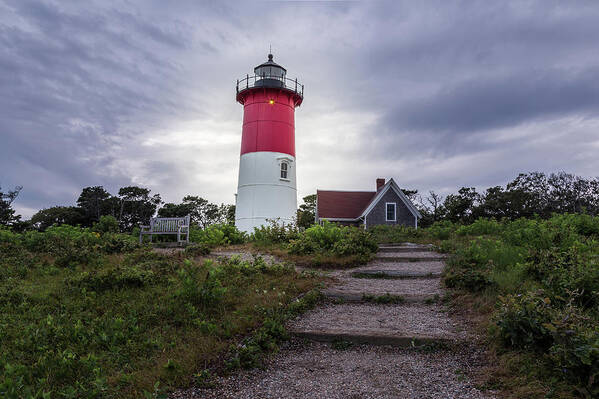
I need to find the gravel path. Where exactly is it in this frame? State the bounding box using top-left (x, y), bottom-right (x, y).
top-left (288, 302), bottom-right (468, 340)
top-left (377, 251), bottom-right (447, 259)
top-left (172, 242), bottom-right (494, 399)
top-left (356, 260), bottom-right (445, 274)
top-left (181, 341), bottom-right (493, 399)
top-left (209, 250), bottom-right (281, 264)
top-left (328, 276), bottom-right (443, 296)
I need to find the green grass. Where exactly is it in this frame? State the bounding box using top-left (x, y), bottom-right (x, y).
top-left (384, 215), bottom-right (599, 398)
top-left (0, 230), bottom-right (320, 398)
top-left (361, 293), bottom-right (405, 304)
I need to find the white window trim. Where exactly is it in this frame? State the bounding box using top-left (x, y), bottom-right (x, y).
top-left (279, 160), bottom-right (290, 181)
top-left (385, 202), bottom-right (396, 222)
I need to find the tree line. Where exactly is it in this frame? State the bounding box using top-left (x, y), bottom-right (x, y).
top-left (0, 184), bottom-right (235, 232)
top-left (413, 171), bottom-right (599, 226)
top-left (2, 171), bottom-right (599, 231)
top-left (293, 172), bottom-right (599, 229)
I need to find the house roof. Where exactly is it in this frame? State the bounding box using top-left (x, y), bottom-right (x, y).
top-left (316, 190), bottom-right (376, 219)
top-left (316, 178), bottom-right (422, 221)
top-left (361, 178), bottom-right (422, 219)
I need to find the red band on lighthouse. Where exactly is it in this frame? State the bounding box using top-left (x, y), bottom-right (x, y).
top-left (239, 90), bottom-right (298, 157)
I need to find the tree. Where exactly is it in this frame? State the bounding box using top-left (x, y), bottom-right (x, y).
top-left (158, 196), bottom-right (234, 228)
top-left (505, 172), bottom-right (550, 218)
top-left (444, 187), bottom-right (478, 223)
top-left (0, 185), bottom-right (22, 226)
top-left (31, 206), bottom-right (85, 231)
top-left (77, 186), bottom-right (111, 226)
top-left (158, 202), bottom-right (193, 218)
top-left (219, 204), bottom-right (236, 225)
top-left (297, 194), bottom-right (316, 229)
top-left (426, 191), bottom-right (445, 222)
top-left (92, 215), bottom-right (119, 234)
top-left (117, 186), bottom-right (162, 231)
top-left (401, 189), bottom-right (419, 202)
top-left (473, 186), bottom-right (509, 219)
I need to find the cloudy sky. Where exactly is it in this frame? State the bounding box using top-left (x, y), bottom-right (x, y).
top-left (2, 0), bottom-right (599, 218)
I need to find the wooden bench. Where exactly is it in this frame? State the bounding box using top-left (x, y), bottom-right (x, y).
top-left (139, 215), bottom-right (190, 244)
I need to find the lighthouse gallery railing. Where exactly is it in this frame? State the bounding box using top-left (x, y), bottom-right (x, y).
top-left (236, 74), bottom-right (304, 98)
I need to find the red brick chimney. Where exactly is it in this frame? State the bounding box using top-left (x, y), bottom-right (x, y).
top-left (376, 178), bottom-right (385, 191)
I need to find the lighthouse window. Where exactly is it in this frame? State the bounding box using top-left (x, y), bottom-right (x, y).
top-left (280, 162), bottom-right (288, 179)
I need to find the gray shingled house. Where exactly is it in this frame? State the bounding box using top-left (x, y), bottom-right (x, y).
top-left (315, 178), bottom-right (422, 228)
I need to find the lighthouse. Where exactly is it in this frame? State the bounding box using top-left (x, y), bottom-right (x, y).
top-left (234, 53), bottom-right (304, 233)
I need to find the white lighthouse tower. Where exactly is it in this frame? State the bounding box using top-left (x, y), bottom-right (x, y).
top-left (234, 53), bottom-right (304, 233)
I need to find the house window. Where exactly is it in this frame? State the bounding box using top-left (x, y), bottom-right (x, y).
top-left (386, 202), bottom-right (396, 221)
top-left (280, 162), bottom-right (288, 179)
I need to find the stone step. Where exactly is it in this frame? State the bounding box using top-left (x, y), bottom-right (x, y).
top-left (190, 341), bottom-right (491, 399)
top-left (358, 260), bottom-right (445, 275)
top-left (328, 277), bottom-right (443, 298)
top-left (287, 303), bottom-right (467, 348)
top-left (322, 289), bottom-right (439, 304)
top-left (375, 253), bottom-right (446, 262)
top-left (378, 246), bottom-right (433, 253)
top-left (290, 329), bottom-right (455, 348)
top-left (378, 242), bottom-right (433, 248)
top-left (351, 270), bottom-right (442, 279)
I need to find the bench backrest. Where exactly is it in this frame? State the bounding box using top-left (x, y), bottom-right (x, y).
top-left (150, 215), bottom-right (190, 233)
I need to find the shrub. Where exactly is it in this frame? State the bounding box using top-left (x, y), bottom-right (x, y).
top-left (368, 224), bottom-right (425, 243)
top-left (184, 243), bottom-right (211, 257)
top-left (251, 219), bottom-right (299, 246)
top-left (190, 224), bottom-right (247, 247)
top-left (455, 218), bottom-right (503, 236)
top-left (66, 267), bottom-right (156, 292)
top-left (288, 221), bottom-right (377, 259)
top-left (444, 268), bottom-right (494, 292)
top-left (427, 220), bottom-right (456, 240)
top-left (175, 260), bottom-right (226, 310)
top-left (496, 291), bottom-right (599, 396)
top-left (99, 233), bottom-right (139, 254)
top-left (525, 247), bottom-right (599, 310)
top-left (92, 215), bottom-right (119, 234)
top-left (495, 291), bottom-right (555, 351)
top-left (550, 325), bottom-right (599, 397)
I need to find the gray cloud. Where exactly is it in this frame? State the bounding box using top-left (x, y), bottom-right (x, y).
top-left (1, 0), bottom-right (599, 218)
top-left (387, 68), bottom-right (599, 135)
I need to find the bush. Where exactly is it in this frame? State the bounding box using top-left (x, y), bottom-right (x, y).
top-left (190, 224), bottom-right (247, 247)
top-left (495, 291), bottom-right (556, 351)
top-left (427, 220), bottom-right (456, 240)
top-left (444, 268), bottom-right (494, 292)
top-left (184, 243), bottom-right (211, 257)
top-left (455, 218), bottom-right (503, 236)
top-left (496, 291), bottom-right (599, 396)
top-left (251, 219), bottom-right (299, 246)
top-left (368, 224), bottom-right (425, 243)
top-left (550, 325), bottom-right (599, 397)
top-left (99, 233), bottom-right (139, 254)
top-left (92, 215), bottom-right (119, 234)
top-left (66, 267), bottom-right (156, 292)
top-left (175, 260), bottom-right (226, 310)
top-left (288, 221), bottom-right (377, 259)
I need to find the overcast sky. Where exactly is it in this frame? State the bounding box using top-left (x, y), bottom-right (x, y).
top-left (2, 0), bottom-right (599, 218)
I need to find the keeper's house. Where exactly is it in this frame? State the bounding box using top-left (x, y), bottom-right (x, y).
top-left (315, 178), bottom-right (421, 228)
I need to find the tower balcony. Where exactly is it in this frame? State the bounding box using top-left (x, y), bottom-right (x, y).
top-left (236, 73), bottom-right (304, 105)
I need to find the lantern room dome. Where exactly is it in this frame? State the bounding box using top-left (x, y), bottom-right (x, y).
top-left (253, 53), bottom-right (286, 88)
top-left (254, 53), bottom-right (287, 76)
